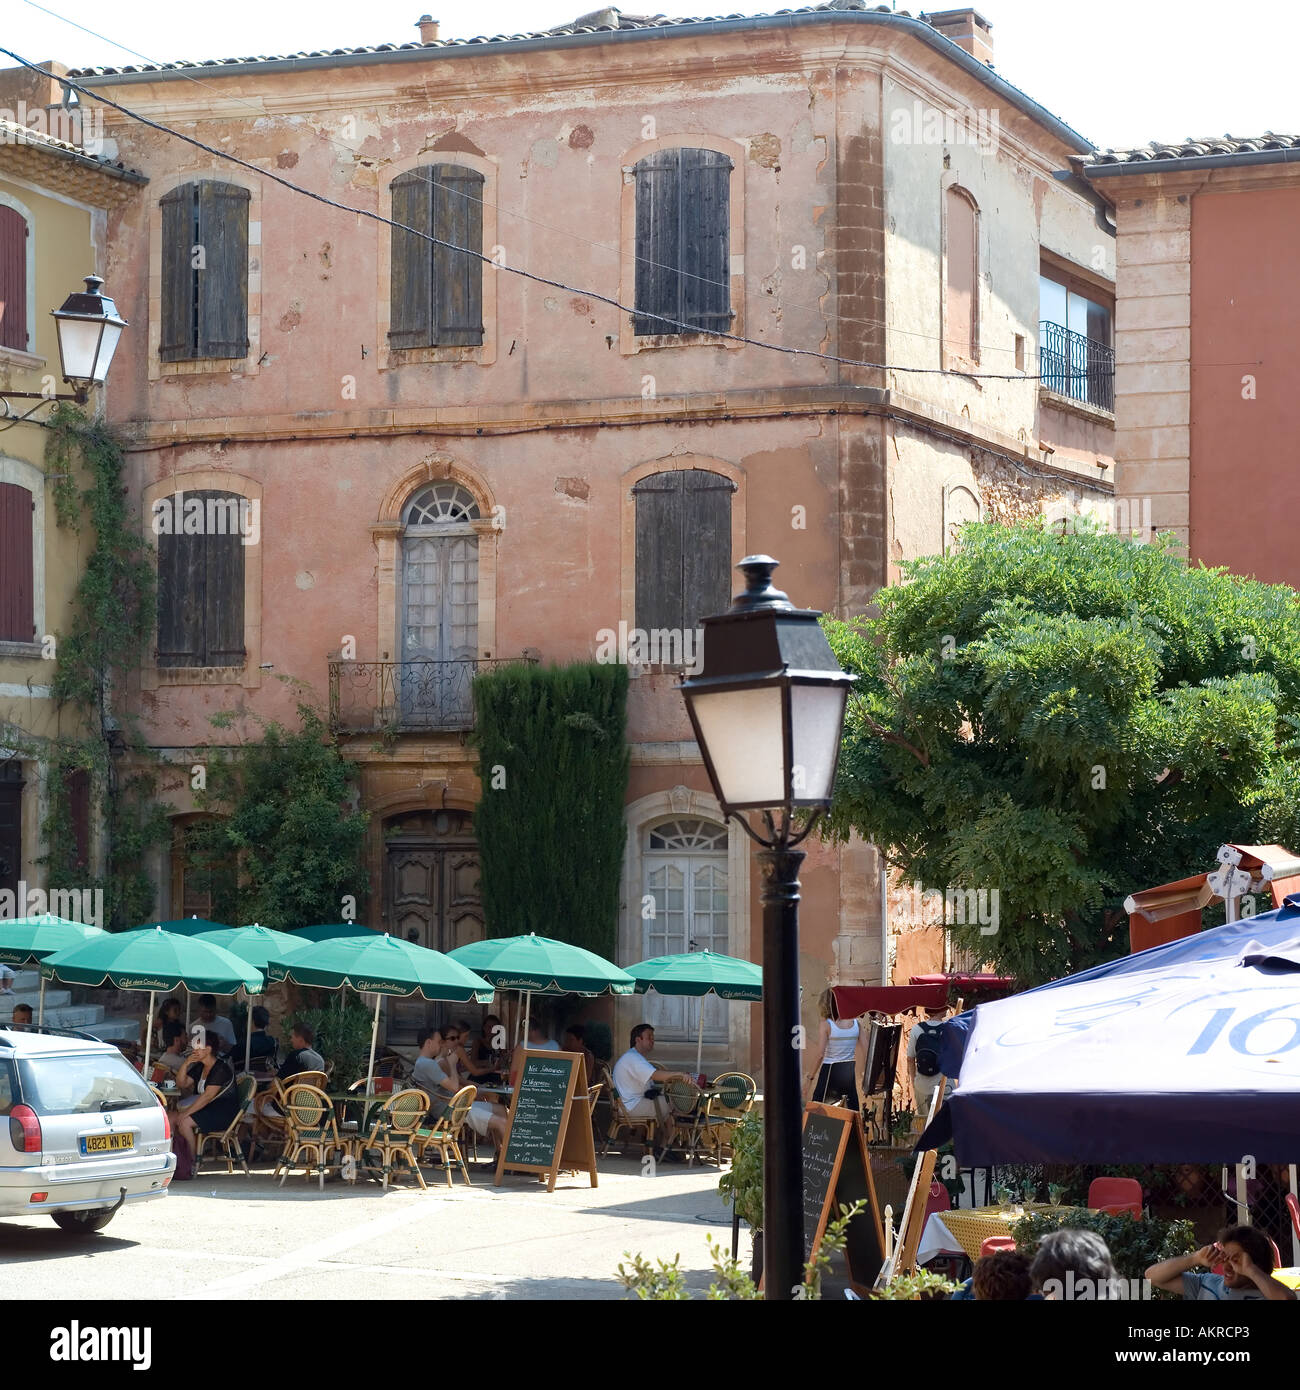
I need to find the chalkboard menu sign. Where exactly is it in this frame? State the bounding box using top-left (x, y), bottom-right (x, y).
top-left (494, 1050), bottom-right (597, 1192)
top-left (801, 1102), bottom-right (884, 1289)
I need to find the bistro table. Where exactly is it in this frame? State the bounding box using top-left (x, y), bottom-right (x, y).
top-left (917, 1202), bottom-right (1058, 1265)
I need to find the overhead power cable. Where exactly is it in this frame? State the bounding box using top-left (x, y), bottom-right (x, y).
top-left (1, 44), bottom-right (1094, 385)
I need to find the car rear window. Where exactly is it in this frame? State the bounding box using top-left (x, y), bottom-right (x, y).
top-left (0, 1061), bottom-right (13, 1114)
top-left (16, 1052), bottom-right (154, 1116)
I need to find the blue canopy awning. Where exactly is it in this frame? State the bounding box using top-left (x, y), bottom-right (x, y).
top-left (919, 901), bottom-right (1300, 1165)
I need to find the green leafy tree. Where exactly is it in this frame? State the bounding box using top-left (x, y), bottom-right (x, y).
top-left (472, 662), bottom-right (629, 956)
top-left (823, 521), bottom-right (1300, 987)
top-left (191, 699), bottom-right (369, 930)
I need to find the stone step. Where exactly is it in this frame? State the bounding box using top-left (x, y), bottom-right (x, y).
top-left (80, 1018), bottom-right (143, 1043)
top-left (8, 969), bottom-right (44, 991)
top-left (6, 988), bottom-right (73, 1011)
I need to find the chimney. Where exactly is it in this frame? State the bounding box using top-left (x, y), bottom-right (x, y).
top-left (416, 14), bottom-right (440, 43)
top-left (925, 8), bottom-right (994, 67)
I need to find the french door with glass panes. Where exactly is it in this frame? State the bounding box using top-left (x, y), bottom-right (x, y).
top-left (642, 818), bottom-right (729, 1042)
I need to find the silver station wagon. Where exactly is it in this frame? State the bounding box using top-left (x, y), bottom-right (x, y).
top-left (0, 1026), bottom-right (175, 1232)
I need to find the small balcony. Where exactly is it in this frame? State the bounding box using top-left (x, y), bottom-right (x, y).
top-left (1038, 320), bottom-right (1115, 414)
top-left (328, 657), bottom-right (537, 735)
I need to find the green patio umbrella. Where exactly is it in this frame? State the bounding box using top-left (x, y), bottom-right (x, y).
top-left (189, 923), bottom-right (307, 1073)
top-left (266, 932), bottom-right (494, 1092)
top-left (626, 950), bottom-right (764, 1074)
top-left (446, 933), bottom-right (635, 1044)
top-left (0, 914), bottom-right (106, 1026)
top-left (289, 923), bottom-right (380, 943)
top-left (129, 917), bottom-right (231, 935)
top-left (42, 925), bottom-right (263, 1073)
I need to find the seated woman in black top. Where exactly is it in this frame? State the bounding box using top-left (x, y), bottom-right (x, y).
top-left (175, 1029), bottom-right (240, 1154)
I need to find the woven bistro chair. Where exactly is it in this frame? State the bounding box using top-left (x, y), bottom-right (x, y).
top-left (413, 1086), bottom-right (477, 1188)
top-left (350, 1088), bottom-right (431, 1190)
top-left (273, 1083), bottom-right (349, 1189)
top-left (602, 1068), bottom-right (657, 1156)
top-left (663, 1078), bottom-right (705, 1161)
top-left (695, 1072), bottom-right (756, 1164)
top-left (194, 1074), bottom-right (258, 1176)
top-left (246, 1072), bottom-right (325, 1163)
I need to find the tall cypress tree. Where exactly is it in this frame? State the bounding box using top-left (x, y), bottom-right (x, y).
top-left (472, 662), bottom-right (629, 956)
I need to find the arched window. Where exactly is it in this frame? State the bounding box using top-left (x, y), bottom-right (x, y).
top-left (633, 147), bottom-right (732, 337)
top-left (400, 484), bottom-right (480, 726)
top-left (642, 817), bottom-right (730, 1041)
top-left (159, 181), bottom-right (250, 361)
top-left (389, 165), bottom-right (485, 349)
top-left (943, 186), bottom-right (979, 366)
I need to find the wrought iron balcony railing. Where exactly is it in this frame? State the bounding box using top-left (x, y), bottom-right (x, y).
top-left (328, 657), bottom-right (537, 734)
top-left (1038, 319), bottom-right (1115, 413)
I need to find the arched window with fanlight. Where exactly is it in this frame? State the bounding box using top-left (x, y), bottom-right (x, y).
top-left (642, 817), bottom-right (730, 1043)
top-left (400, 482), bottom-right (480, 727)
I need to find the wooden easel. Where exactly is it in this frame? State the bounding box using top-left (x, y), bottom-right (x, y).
top-left (874, 1077), bottom-right (946, 1286)
top-left (493, 1049), bottom-right (597, 1193)
top-left (800, 1102), bottom-right (886, 1291)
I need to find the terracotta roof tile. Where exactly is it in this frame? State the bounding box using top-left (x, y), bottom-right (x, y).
top-left (0, 117), bottom-right (147, 181)
top-left (1082, 132), bottom-right (1300, 168)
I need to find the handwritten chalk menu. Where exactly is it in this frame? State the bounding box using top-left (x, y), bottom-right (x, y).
top-left (802, 1102), bottom-right (885, 1290)
top-left (494, 1050), bottom-right (597, 1192)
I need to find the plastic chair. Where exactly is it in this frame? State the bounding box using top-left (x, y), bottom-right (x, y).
top-left (1087, 1176), bottom-right (1142, 1217)
top-left (923, 1180), bottom-right (951, 1220)
top-left (979, 1236), bottom-right (1017, 1258)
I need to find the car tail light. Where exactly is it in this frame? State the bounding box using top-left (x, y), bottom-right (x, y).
top-left (29, 1192), bottom-right (47, 1203)
top-left (9, 1104), bottom-right (41, 1154)
top-left (159, 1102), bottom-right (171, 1142)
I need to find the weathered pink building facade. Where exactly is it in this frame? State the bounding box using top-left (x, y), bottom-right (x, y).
top-left (67, 3), bottom-right (1115, 1072)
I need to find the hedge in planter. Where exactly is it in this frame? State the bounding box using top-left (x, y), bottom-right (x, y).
top-left (472, 661), bottom-right (629, 957)
top-left (1013, 1208), bottom-right (1196, 1284)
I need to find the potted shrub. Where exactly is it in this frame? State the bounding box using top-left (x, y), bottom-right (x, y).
top-left (718, 1110), bottom-right (763, 1281)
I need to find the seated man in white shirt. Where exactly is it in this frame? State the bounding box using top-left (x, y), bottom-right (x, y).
top-left (413, 1029), bottom-right (508, 1148)
top-left (195, 994), bottom-right (237, 1054)
top-left (611, 1023), bottom-right (692, 1160)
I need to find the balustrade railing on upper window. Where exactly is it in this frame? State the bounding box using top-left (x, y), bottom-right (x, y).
top-left (1038, 319), bottom-right (1115, 413)
top-left (328, 657), bottom-right (537, 734)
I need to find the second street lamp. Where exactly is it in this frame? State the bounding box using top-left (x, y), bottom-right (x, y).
top-left (680, 555), bottom-right (855, 1299)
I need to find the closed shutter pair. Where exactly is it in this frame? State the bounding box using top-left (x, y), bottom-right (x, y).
top-left (156, 491), bottom-right (246, 667)
top-left (160, 182), bottom-right (249, 361)
top-left (633, 469), bottom-right (734, 634)
top-left (390, 165), bottom-right (484, 348)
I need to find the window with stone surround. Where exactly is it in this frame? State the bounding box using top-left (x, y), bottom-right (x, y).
top-left (0, 480), bottom-right (34, 643)
top-left (159, 181), bottom-right (250, 362)
top-left (389, 165), bottom-right (485, 349)
top-left (1039, 264), bottom-right (1114, 412)
top-left (155, 490), bottom-right (247, 668)
top-left (0, 202), bottom-right (30, 353)
top-left (943, 185), bottom-right (979, 368)
top-left (633, 468), bottom-right (734, 637)
top-left (633, 147), bottom-right (732, 337)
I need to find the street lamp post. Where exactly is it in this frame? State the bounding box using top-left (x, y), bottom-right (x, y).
top-left (0, 275), bottom-right (128, 421)
top-left (679, 555), bottom-right (856, 1300)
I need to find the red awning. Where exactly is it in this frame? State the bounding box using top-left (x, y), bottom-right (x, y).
top-left (910, 972), bottom-right (1016, 992)
top-left (831, 983), bottom-right (949, 1017)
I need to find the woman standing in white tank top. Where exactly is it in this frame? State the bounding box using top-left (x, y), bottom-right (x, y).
top-left (804, 989), bottom-right (865, 1111)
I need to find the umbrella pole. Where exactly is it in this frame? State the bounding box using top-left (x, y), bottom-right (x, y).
top-left (37, 972), bottom-right (46, 1028)
top-left (695, 1003), bottom-right (704, 1078)
top-left (365, 993), bottom-right (380, 1095)
top-left (142, 991), bottom-right (155, 1075)
top-left (244, 986), bottom-right (253, 1075)
top-left (1291, 1165), bottom-right (1299, 1266)
top-left (523, 990), bottom-right (531, 1043)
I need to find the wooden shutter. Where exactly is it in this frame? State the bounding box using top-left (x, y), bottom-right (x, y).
top-left (633, 150), bottom-right (680, 336)
top-left (203, 497), bottom-right (246, 666)
top-left (156, 517), bottom-right (205, 667)
top-left (680, 470), bottom-right (734, 627)
top-left (0, 761), bottom-right (21, 898)
top-left (159, 184), bottom-right (197, 362)
top-left (195, 182), bottom-right (249, 359)
top-left (0, 482), bottom-right (34, 642)
top-left (679, 149), bottom-right (731, 334)
top-left (63, 768), bottom-right (91, 872)
top-left (634, 472), bottom-right (686, 632)
top-left (0, 205), bottom-right (28, 351)
top-left (390, 168), bottom-right (434, 348)
top-left (432, 165), bottom-right (484, 346)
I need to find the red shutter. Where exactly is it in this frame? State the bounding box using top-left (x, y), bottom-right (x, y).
top-left (0, 205), bottom-right (28, 351)
top-left (0, 482), bottom-right (34, 641)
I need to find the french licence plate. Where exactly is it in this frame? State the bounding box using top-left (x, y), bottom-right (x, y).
top-left (80, 1133), bottom-right (135, 1155)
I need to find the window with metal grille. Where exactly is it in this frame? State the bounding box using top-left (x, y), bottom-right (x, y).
top-left (389, 165), bottom-right (484, 348)
top-left (159, 181), bottom-right (250, 361)
top-left (633, 147), bottom-right (732, 337)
